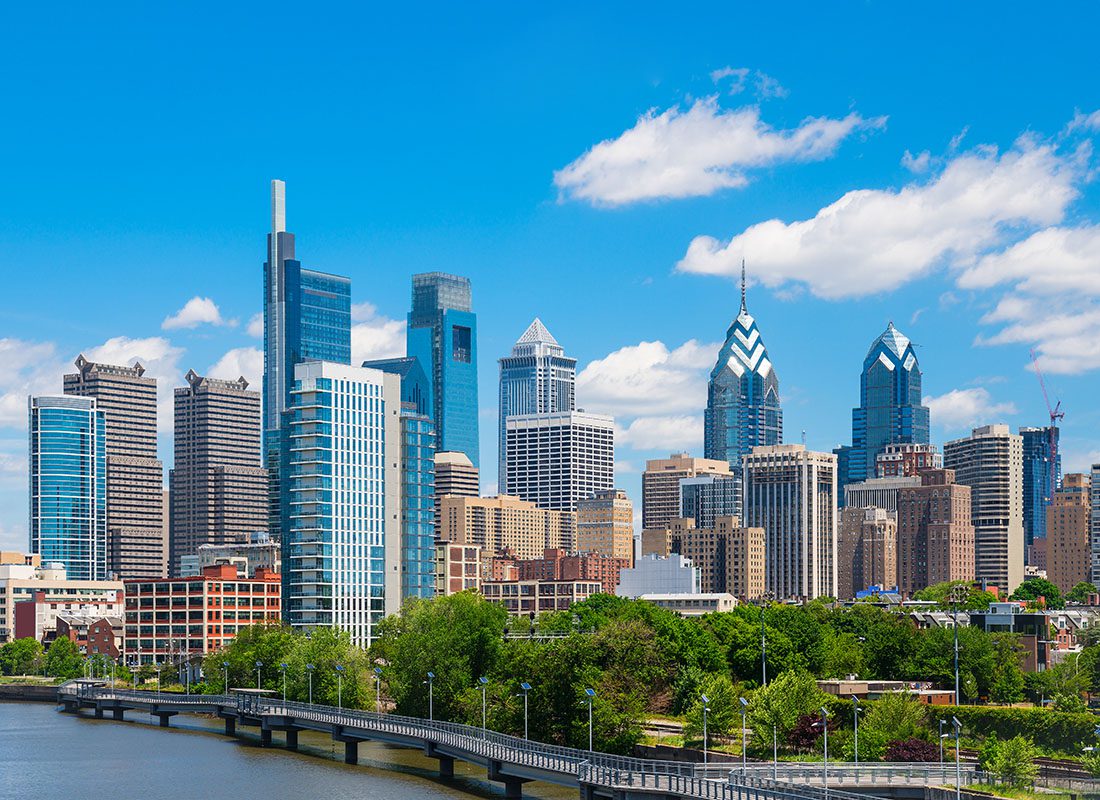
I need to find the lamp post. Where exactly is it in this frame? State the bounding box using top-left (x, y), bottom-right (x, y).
top-left (812, 707), bottom-right (829, 800)
top-left (156, 665), bottom-right (161, 694)
top-left (479, 677), bottom-right (489, 737)
top-left (335, 664), bottom-right (344, 709)
top-left (280, 662), bottom-right (288, 704)
top-left (760, 599), bottom-right (768, 687)
top-left (772, 725), bottom-right (778, 781)
top-left (739, 697), bottom-right (749, 775)
top-left (255, 660), bottom-right (263, 691)
top-left (519, 682), bottom-right (531, 739)
top-left (306, 664), bottom-right (315, 704)
top-left (938, 719), bottom-right (946, 764)
top-left (852, 697), bottom-right (860, 765)
top-left (949, 584), bottom-right (966, 704)
top-left (222, 661), bottom-right (229, 693)
top-left (952, 716), bottom-right (962, 800)
top-left (700, 694), bottom-right (710, 765)
top-left (585, 688), bottom-right (596, 752)
top-left (425, 671), bottom-right (435, 721)
top-left (373, 666), bottom-right (383, 712)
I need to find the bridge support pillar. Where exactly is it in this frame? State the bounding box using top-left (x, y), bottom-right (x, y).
top-left (112, 708), bottom-right (125, 721)
top-left (344, 741), bottom-right (358, 765)
top-left (94, 706), bottom-right (104, 719)
top-left (285, 729), bottom-right (298, 750)
top-left (224, 717), bottom-right (236, 736)
top-left (156, 714), bottom-right (171, 728)
top-left (437, 755), bottom-right (454, 778)
top-left (260, 728), bottom-right (272, 746)
top-left (502, 778), bottom-right (524, 799)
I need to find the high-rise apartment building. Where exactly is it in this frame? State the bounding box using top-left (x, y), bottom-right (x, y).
top-left (704, 264), bottom-right (782, 474)
top-left (1020, 426), bottom-right (1061, 558)
top-left (944, 425), bottom-right (1025, 594)
top-left (875, 443), bottom-right (943, 478)
top-left (896, 468), bottom-right (975, 596)
top-left (63, 356), bottom-right (165, 578)
top-left (645, 516), bottom-right (765, 600)
top-left (28, 396), bottom-right (107, 581)
top-left (407, 272), bottom-right (479, 466)
top-left (169, 371), bottom-right (266, 575)
top-left (283, 362), bottom-right (400, 647)
top-left (837, 507), bottom-right (897, 599)
top-left (433, 451), bottom-right (479, 533)
top-left (261, 179), bottom-right (352, 542)
top-left (498, 318), bottom-right (576, 487)
top-left (503, 411), bottom-right (614, 513)
top-left (680, 474), bottom-right (741, 530)
top-left (743, 444), bottom-right (837, 600)
top-left (1092, 464), bottom-right (1100, 585)
top-left (843, 476), bottom-right (921, 513)
top-left (642, 453), bottom-right (732, 531)
top-left (841, 323), bottom-right (930, 494)
top-left (438, 495), bottom-right (575, 560)
top-left (1047, 473), bottom-right (1090, 593)
top-left (576, 489), bottom-right (634, 562)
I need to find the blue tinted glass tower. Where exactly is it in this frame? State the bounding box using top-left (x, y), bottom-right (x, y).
top-left (844, 323), bottom-right (930, 493)
top-left (406, 272), bottom-right (479, 468)
top-left (1020, 425), bottom-right (1060, 556)
top-left (29, 396), bottom-right (107, 580)
top-left (703, 263), bottom-right (782, 484)
top-left (262, 180), bottom-right (352, 544)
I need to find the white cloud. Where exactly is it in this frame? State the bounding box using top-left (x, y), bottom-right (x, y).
top-left (162, 296), bottom-right (232, 330)
top-left (246, 313), bottom-right (263, 338)
top-left (0, 338), bottom-right (65, 427)
top-left (958, 225), bottom-right (1100, 296)
top-left (554, 97), bottom-right (884, 205)
top-left (900, 149), bottom-right (931, 173)
top-left (351, 302), bottom-right (406, 364)
top-left (975, 296), bottom-right (1100, 375)
top-left (678, 135), bottom-right (1083, 299)
top-left (755, 72), bottom-right (788, 99)
top-left (207, 347), bottom-right (263, 387)
top-left (710, 66), bottom-right (750, 93)
top-left (83, 336), bottom-right (185, 431)
top-left (577, 339), bottom-right (718, 417)
top-left (710, 67), bottom-right (787, 99)
top-left (0, 440), bottom-right (27, 485)
top-left (0, 520), bottom-right (26, 553)
top-left (1066, 109), bottom-right (1100, 134)
top-left (617, 415), bottom-right (703, 451)
top-left (924, 388), bottom-right (1017, 433)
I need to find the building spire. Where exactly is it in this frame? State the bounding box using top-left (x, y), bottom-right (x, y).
top-left (740, 259), bottom-right (747, 312)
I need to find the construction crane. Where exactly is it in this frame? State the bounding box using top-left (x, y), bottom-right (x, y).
top-left (1030, 348), bottom-right (1064, 503)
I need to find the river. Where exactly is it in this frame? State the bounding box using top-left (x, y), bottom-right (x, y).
top-left (0, 700), bottom-right (576, 800)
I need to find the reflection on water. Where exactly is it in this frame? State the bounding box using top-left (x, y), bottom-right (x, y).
top-left (0, 701), bottom-right (576, 800)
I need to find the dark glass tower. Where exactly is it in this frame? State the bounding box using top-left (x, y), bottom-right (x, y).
top-left (703, 263), bottom-right (782, 478)
top-left (844, 322), bottom-right (930, 490)
top-left (1020, 425), bottom-right (1061, 556)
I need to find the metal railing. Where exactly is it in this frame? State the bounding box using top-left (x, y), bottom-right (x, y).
top-left (737, 762), bottom-right (983, 786)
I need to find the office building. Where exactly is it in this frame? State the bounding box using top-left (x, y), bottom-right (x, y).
top-left (944, 425), bottom-right (1025, 594)
top-left (743, 444), bottom-right (837, 600)
top-left (481, 578), bottom-right (603, 615)
top-left (1020, 426), bottom-right (1061, 558)
top-left (498, 318), bottom-right (576, 488)
top-left (407, 272), bottom-right (479, 465)
top-left (642, 453), bottom-right (732, 531)
top-left (639, 593), bottom-right (738, 615)
top-left (361, 357), bottom-right (431, 417)
top-left (283, 362), bottom-right (401, 647)
top-left (680, 474), bottom-right (741, 530)
top-left (875, 443), bottom-right (943, 478)
top-left (841, 323), bottom-right (930, 494)
top-left (64, 356), bottom-right (165, 578)
top-left (1092, 464), bottom-right (1100, 585)
top-left (438, 494), bottom-right (575, 560)
top-left (178, 534), bottom-right (281, 578)
top-left (1, 556), bottom-right (123, 643)
top-left (435, 541), bottom-right (481, 596)
top-left (704, 263), bottom-right (782, 473)
top-left (1047, 473), bottom-right (1091, 593)
top-left (503, 411), bottom-right (614, 512)
top-left (124, 563), bottom-right (280, 664)
top-left (896, 469), bottom-right (975, 596)
top-left (616, 554), bottom-right (700, 598)
top-left (261, 179), bottom-right (352, 542)
top-left (843, 476), bottom-right (921, 513)
top-left (28, 396), bottom-right (107, 581)
top-left (645, 517), bottom-right (765, 600)
top-left (576, 489), bottom-right (634, 562)
top-left (54, 613), bottom-right (123, 660)
top-left (490, 548), bottom-right (628, 595)
top-left (169, 370), bottom-right (267, 575)
top-left (837, 507), bottom-right (897, 600)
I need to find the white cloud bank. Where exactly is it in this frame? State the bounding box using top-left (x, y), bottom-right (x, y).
top-left (208, 347), bottom-right (263, 388)
top-left (351, 302), bottom-right (406, 364)
top-left (162, 296), bottom-right (233, 330)
top-left (923, 388), bottom-right (1017, 433)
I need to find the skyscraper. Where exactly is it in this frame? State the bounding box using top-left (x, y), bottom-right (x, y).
top-left (169, 371), bottom-right (267, 575)
top-left (498, 318), bottom-right (576, 488)
top-left (1091, 464), bottom-right (1100, 585)
top-left (1047, 473), bottom-right (1090, 593)
top-left (943, 425), bottom-right (1025, 594)
top-left (28, 396), bottom-right (107, 581)
top-left (896, 469), bottom-right (974, 596)
top-left (837, 506), bottom-right (897, 599)
top-left (283, 362), bottom-right (400, 646)
top-left (704, 263), bottom-right (782, 474)
top-left (262, 179), bottom-right (352, 542)
top-left (679, 474), bottom-right (741, 530)
top-left (576, 489), bottom-right (634, 562)
top-left (843, 323), bottom-right (930, 493)
top-left (407, 272), bottom-right (479, 466)
top-left (742, 444), bottom-right (837, 600)
top-left (642, 453), bottom-right (732, 531)
top-left (1020, 425), bottom-right (1061, 558)
top-left (63, 356), bottom-right (165, 578)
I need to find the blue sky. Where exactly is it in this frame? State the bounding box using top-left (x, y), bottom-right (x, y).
top-left (3, 3), bottom-right (1100, 548)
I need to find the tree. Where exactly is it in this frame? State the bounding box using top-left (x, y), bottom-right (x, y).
top-left (684, 672), bottom-right (740, 742)
top-left (747, 671), bottom-right (829, 755)
top-left (1010, 577), bottom-right (1064, 609)
top-left (859, 690), bottom-right (926, 744)
top-left (912, 581), bottom-right (995, 611)
top-left (0, 637), bottom-right (43, 675)
top-left (886, 738), bottom-right (940, 762)
top-left (989, 635), bottom-right (1026, 704)
top-left (1067, 582), bottom-right (1098, 604)
top-left (985, 735), bottom-right (1039, 788)
top-left (43, 637), bottom-right (83, 679)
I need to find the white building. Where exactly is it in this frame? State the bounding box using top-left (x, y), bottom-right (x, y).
top-left (503, 411), bottom-right (614, 512)
top-left (0, 557), bottom-right (123, 643)
top-left (844, 476), bottom-right (921, 512)
top-left (616, 554), bottom-right (700, 597)
top-left (284, 362), bottom-right (401, 647)
top-left (178, 533), bottom-right (280, 578)
top-left (639, 593), bottom-right (738, 615)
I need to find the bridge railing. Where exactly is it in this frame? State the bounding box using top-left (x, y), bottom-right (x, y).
top-left (737, 762), bottom-right (983, 786)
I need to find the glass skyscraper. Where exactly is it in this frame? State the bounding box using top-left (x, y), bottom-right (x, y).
top-left (842, 322), bottom-right (930, 493)
top-left (704, 264), bottom-right (782, 471)
top-left (28, 396), bottom-right (107, 580)
top-left (498, 318), bottom-right (576, 489)
top-left (1020, 425), bottom-right (1060, 556)
top-left (261, 180), bottom-right (352, 544)
top-left (407, 272), bottom-right (479, 468)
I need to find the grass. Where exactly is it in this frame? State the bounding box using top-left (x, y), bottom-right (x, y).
top-left (966, 784), bottom-right (1074, 800)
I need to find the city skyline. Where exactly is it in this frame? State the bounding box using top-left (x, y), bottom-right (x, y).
top-left (4, 5), bottom-right (1100, 548)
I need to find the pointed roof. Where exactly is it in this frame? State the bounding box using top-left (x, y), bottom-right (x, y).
top-left (515, 318), bottom-right (559, 347)
top-left (869, 321), bottom-right (912, 361)
top-left (711, 261), bottom-right (776, 383)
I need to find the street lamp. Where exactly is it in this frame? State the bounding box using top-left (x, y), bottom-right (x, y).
top-left (949, 584), bottom-right (967, 704)
top-left (222, 661), bottom-right (230, 694)
top-left (280, 663), bottom-right (288, 704)
top-left (335, 664), bottom-right (345, 709)
top-left (479, 677), bottom-right (489, 737)
top-left (424, 672), bottom-right (435, 721)
top-left (585, 688), bottom-right (596, 752)
top-left (852, 697), bottom-right (860, 765)
top-left (938, 719), bottom-right (947, 764)
top-left (255, 660), bottom-right (263, 691)
top-left (519, 682), bottom-right (532, 739)
top-left (812, 707), bottom-right (830, 800)
top-left (373, 666), bottom-right (383, 712)
top-left (739, 697), bottom-right (750, 775)
top-left (306, 664), bottom-right (315, 704)
top-left (952, 716), bottom-right (962, 800)
top-left (760, 600), bottom-right (768, 687)
top-left (700, 694), bottom-right (710, 765)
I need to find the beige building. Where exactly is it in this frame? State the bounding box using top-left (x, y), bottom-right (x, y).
top-left (837, 507), bottom-right (897, 600)
top-left (1047, 473), bottom-right (1091, 593)
top-left (896, 468), bottom-right (975, 596)
top-left (576, 489), bottom-right (634, 562)
top-left (0, 556), bottom-right (124, 643)
top-left (642, 453), bottom-right (732, 530)
top-left (438, 495), bottom-right (575, 560)
top-left (64, 356), bottom-right (165, 578)
top-left (169, 371), bottom-right (267, 575)
top-left (481, 579), bottom-right (603, 615)
top-left (643, 516), bottom-right (765, 600)
top-left (944, 425), bottom-right (1024, 594)
top-left (435, 542), bottom-right (481, 595)
top-left (434, 451), bottom-right (480, 530)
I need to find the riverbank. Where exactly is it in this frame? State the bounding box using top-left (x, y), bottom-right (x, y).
top-left (0, 682), bottom-right (57, 701)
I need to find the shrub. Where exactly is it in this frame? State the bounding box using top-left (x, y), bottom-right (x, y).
top-left (942, 704), bottom-right (1096, 754)
top-left (886, 738), bottom-right (939, 762)
top-left (987, 735), bottom-right (1038, 788)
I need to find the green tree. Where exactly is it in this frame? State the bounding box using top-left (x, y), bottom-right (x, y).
top-left (43, 637), bottom-right (83, 678)
top-left (986, 735), bottom-right (1039, 788)
top-left (1067, 582), bottom-right (1098, 604)
top-left (746, 671), bottom-right (829, 755)
top-left (912, 581), bottom-right (995, 611)
top-left (0, 637), bottom-right (44, 675)
top-left (684, 672), bottom-right (740, 742)
top-left (860, 691), bottom-right (926, 743)
top-left (989, 635), bottom-right (1026, 704)
top-left (1010, 577), bottom-right (1064, 609)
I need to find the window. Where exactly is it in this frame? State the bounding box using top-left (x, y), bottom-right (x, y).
top-left (452, 325), bottom-right (472, 363)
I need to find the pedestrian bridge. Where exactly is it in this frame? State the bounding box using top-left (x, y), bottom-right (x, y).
top-left (57, 683), bottom-right (981, 800)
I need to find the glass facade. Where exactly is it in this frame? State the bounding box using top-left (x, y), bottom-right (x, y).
top-left (680, 474), bottom-right (741, 528)
top-left (407, 272), bottom-right (479, 467)
top-left (1020, 425), bottom-right (1060, 556)
top-left (29, 396), bottom-right (107, 580)
top-left (400, 412), bottom-right (436, 600)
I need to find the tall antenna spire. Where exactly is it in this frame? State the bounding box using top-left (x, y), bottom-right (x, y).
top-left (740, 258), bottom-right (747, 312)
